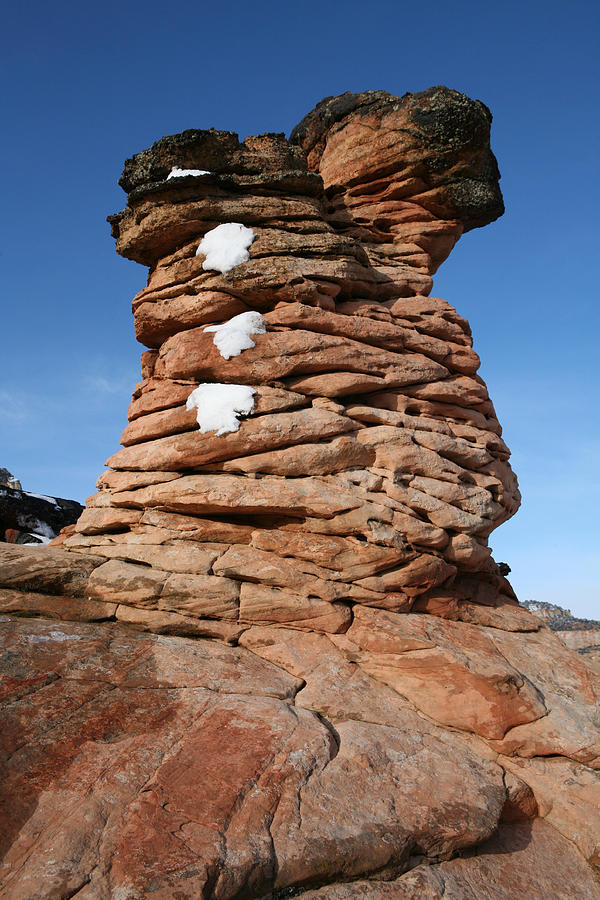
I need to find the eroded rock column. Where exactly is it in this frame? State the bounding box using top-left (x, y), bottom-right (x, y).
top-left (61, 87), bottom-right (519, 636)
top-left (2, 87), bottom-right (599, 900)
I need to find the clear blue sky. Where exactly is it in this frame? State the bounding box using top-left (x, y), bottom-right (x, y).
top-left (1, 0), bottom-right (598, 618)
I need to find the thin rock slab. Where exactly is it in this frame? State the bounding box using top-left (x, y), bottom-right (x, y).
top-left (0, 544), bottom-right (105, 597)
top-left (107, 407), bottom-right (359, 471)
top-left (0, 589), bottom-right (116, 622)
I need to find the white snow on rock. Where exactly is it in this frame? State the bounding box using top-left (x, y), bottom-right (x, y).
top-left (186, 383), bottom-right (256, 436)
top-left (26, 519), bottom-right (57, 543)
top-left (167, 166), bottom-right (211, 179)
top-left (204, 311), bottom-right (266, 360)
top-left (24, 491), bottom-right (60, 507)
top-left (196, 222), bottom-right (255, 273)
top-left (28, 630), bottom-right (82, 643)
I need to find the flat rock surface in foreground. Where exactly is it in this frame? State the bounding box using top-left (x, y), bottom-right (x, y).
top-left (0, 615), bottom-right (511, 899)
top-left (2, 614), bottom-right (599, 899)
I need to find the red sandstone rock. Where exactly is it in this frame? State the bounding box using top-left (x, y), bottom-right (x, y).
top-left (108, 407), bottom-right (359, 471)
top-left (0, 616), bottom-right (510, 899)
top-left (0, 588), bottom-right (116, 622)
top-left (1, 87), bottom-right (598, 897)
top-left (155, 326), bottom-right (450, 384)
top-left (74, 506), bottom-right (142, 533)
top-left (0, 544), bottom-right (104, 595)
top-left (211, 434), bottom-right (372, 476)
top-left (336, 608), bottom-right (549, 740)
top-left (250, 529), bottom-right (415, 578)
top-left (78, 88), bottom-right (520, 631)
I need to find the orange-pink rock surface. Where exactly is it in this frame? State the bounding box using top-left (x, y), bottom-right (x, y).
top-left (0, 88), bottom-right (598, 898)
top-left (65, 87), bottom-right (519, 626)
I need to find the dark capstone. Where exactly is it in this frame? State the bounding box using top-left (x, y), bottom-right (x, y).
top-left (289, 89), bottom-right (393, 154)
top-left (118, 129), bottom-right (308, 194)
top-left (109, 85), bottom-right (505, 250)
top-left (406, 86), bottom-right (492, 151)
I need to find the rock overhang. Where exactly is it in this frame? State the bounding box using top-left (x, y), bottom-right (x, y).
top-left (291, 86), bottom-right (504, 231)
top-left (109, 86), bottom-right (503, 267)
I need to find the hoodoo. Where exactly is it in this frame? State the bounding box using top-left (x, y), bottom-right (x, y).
top-left (0, 88), bottom-right (598, 899)
top-left (63, 86), bottom-right (518, 624)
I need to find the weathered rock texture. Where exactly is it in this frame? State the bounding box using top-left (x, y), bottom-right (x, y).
top-left (524, 600), bottom-right (600, 671)
top-left (64, 86), bottom-right (519, 626)
top-left (1, 88), bottom-right (598, 898)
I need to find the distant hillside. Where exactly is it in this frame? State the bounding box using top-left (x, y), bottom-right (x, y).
top-left (523, 600), bottom-right (600, 668)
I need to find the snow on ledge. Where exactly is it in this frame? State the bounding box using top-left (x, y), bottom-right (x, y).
top-left (186, 383), bottom-right (256, 436)
top-left (196, 222), bottom-right (255, 273)
top-left (167, 166), bottom-right (212, 179)
top-left (24, 490), bottom-right (60, 507)
top-left (204, 311), bottom-right (266, 360)
top-left (28, 631), bottom-right (82, 643)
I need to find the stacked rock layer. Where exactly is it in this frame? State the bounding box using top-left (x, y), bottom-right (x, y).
top-left (63, 87), bottom-right (520, 637)
top-left (1, 89), bottom-right (598, 899)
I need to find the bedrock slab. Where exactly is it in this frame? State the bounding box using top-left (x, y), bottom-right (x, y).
top-left (1, 615), bottom-right (511, 900)
top-left (299, 820), bottom-right (600, 899)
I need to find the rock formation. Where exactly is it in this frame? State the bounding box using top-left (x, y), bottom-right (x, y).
top-left (524, 600), bottom-right (600, 670)
top-left (0, 469), bottom-right (22, 491)
top-left (61, 86), bottom-right (519, 627)
top-left (0, 88), bottom-right (598, 898)
top-left (0, 470), bottom-right (83, 545)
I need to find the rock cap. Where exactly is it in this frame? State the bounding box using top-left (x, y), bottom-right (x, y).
top-left (291, 86), bottom-right (504, 230)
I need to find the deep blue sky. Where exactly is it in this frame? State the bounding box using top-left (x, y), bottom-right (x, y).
top-left (1, 0), bottom-right (598, 617)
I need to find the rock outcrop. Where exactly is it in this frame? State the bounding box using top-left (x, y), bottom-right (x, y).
top-left (524, 600), bottom-right (600, 670)
top-left (0, 471), bottom-right (83, 545)
top-left (62, 86), bottom-right (519, 627)
top-left (0, 88), bottom-right (598, 898)
top-left (0, 469), bottom-right (22, 491)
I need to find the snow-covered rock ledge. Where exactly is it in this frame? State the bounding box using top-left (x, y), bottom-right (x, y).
top-left (196, 222), bottom-right (255, 273)
top-left (204, 310), bottom-right (266, 359)
top-left (186, 383), bottom-right (256, 435)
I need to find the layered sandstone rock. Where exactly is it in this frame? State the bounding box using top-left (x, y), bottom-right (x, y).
top-left (59, 86), bottom-right (518, 629)
top-left (0, 88), bottom-right (598, 898)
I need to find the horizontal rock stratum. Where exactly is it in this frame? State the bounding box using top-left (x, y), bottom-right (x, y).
top-left (1, 87), bottom-right (598, 898)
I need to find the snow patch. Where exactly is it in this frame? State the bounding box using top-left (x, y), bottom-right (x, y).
top-left (27, 519), bottom-right (56, 541)
top-left (167, 166), bottom-right (211, 179)
top-left (186, 384), bottom-right (256, 436)
top-left (28, 630), bottom-right (82, 643)
top-left (204, 311), bottom-right (266, 360)
top-left (24, 491), bottom-right (59, 506)
top-left (196, 222), bottom-right (254, 273)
